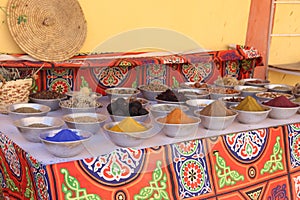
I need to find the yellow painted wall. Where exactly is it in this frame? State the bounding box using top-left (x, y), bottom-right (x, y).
top-left (267, 3), bottom-right (300, 85)
top-left (0, 0), bottom-right (250, 54)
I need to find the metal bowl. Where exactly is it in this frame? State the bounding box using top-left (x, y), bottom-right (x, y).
top-left (65, 91), bottom-right (102, 100)
top-left (209, 87), bottom-right (241, 100)
top-left (185, 99), bottom-right (215, 113)
top-left (230, 105), bottom-right (271, 124)
top-left (138, 84), bottom-right (169, 101)
top-left (255, 92), bottom-right (294, 103)
top-left (102, 122), bottom-right (154, 147)
top-left (39, 129), bottom-right (93, 158)
top-left (7, 103), bottom-right (51, 120)
top-left (110, 97), bottom-right (149, 108)
top-left (105, 87), bottom-right (140, 100)
top-left (219, 96), bottom-right (245, 108)
top-left (62, 113), bottom-right (107, 134)
top-left (149, 104), bottom-right (189, 119)
top-left (243, 78), bottom-right (270, 87)
top-left (29, 95), bottom-right (67, 111)
top-left (194, 109), bottom-right (237, 130)
top-left (13, 116), bottom-right (65, 143)
top-left (154, 116), bottom-right (200, 138)
top-left (179, 82), bottom-right (211, 89)
top-left (234, 85), bottom-right (268, 99)
top-left (59, 98), bottom-right (103, 114)
top-left (264, 84), bottom-right (293, 94)
top-left (177, 88), bottom-right (210, 99)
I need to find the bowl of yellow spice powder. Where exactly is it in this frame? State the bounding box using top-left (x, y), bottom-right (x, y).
top-left (102, 117), bottom-right (154, 147)
top-left (230, 96), bottom-right (271, 124)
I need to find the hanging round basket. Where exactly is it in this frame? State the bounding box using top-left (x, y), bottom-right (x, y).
top-left (7, 0), bottom-right (87, 62)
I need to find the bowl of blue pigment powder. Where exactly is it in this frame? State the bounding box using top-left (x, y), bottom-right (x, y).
top-left (39, 128), bottom-right (92, 157)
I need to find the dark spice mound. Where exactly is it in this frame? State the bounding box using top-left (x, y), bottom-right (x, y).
top-left (30, 91), bottom-right (66, 99)
top-left (156, 89), bottom-right (188, 102)
top-left (107, 97), bottom-right (149, 116)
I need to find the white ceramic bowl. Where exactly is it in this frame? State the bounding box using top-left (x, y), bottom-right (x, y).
top-left (39, 129), bottom-right (93, 158)
top-left (105, 87), bottom-right (140, 100)
top-left (7, 103), bottom-right (51, 120)
top-left (138, 84), bottom-right (169, 101)
top-left (234, 85), bottom-right (268, 99)
top-left (13, 116), bottom-right (65, 143)
top-left (102, 122), bottom-right (154, 147)
top-left (263, 105), bottom-right (299, 119)
top-left (149, 104), bottom-right (189, 119)
top-left (194, 109), bottom-right (237, 130)
top-left (185, 99), bottom-right (215, 112)
top-left (230, 105), bottom-right (271, 124)
top-left (154, 116), bottom-right (200, 138)
top-left (264, 84), bottom-right (293, 94)
top-left (62, 113), bottom-right (107, 134)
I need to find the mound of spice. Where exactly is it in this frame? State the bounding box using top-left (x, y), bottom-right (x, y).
top-left (200, 100), bottom-right (235, 116)
top-left (263, 95), bottom-right (298, 108)
top-left (45, 129), bottom-right (84, 142)
top-left (109, 117), bottom-right (148, 132)
top-left (30, 90), bottom-right (66, 99)
top-left (27, 123), bottom-right (51, 128)
top-left (158, 108), bottom-right (197, 124)
top-left (13, 107), bottom-right (41, 113)
top-left (235, 96), bottom-right (265, 111)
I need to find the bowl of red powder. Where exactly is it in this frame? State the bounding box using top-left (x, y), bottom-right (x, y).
top-left (39, 129), bottom-right (93, 157)
top-left (262, 95), bottom-right (299, 119)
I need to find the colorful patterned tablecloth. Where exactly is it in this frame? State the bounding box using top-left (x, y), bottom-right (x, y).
top-left (0, 45), bottom-right (263, 95)
top-left (1, 121), bottom-right (300, 199)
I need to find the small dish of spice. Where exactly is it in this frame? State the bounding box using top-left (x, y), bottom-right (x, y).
top-left (262, 95), bottom-right (299, 119)
top-left (264, 84), bottom-right (293, 94)
top-left (29, 90), bottom-right (67, 111)
top-left (7, 103), bottom-right (51, 120)
top-left (39, 128), bottom-right (93, 158)
top-left (155, 108), bottom-right (201, 137)
top-left (194, 100), bottom-right (237, 130)
top-left (103, 117), bottom-right (155, 147)
top-left (13, 116), bottom-right (65, 143)
top-left (230, 96), bottom-right (271, 124)
top-left (63, 112), bottom-right (107, 134)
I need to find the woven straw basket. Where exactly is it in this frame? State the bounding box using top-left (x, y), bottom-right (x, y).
top-left (0, 75), bottom-right (32, 114)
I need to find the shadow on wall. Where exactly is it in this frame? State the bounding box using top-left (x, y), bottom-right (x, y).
top-left (91, 27), bottom-right (208, 54)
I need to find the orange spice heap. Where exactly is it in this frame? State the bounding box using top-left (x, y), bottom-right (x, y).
top-left (158, 108), bottom-right (196, 124)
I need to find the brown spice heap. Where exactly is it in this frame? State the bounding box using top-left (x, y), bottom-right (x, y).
top-left (158, 108), bottom-right (197, 124)
top-left (30, 90), bottom-right (65, 99)
top-left (65, 116), bottom-right (103, 123)
top-left (26, 123), bottom-right (51, 128)
top-left (14, 107), bottom-right (41, 113)
top-left (200, 100), bottom-right (235, 116)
